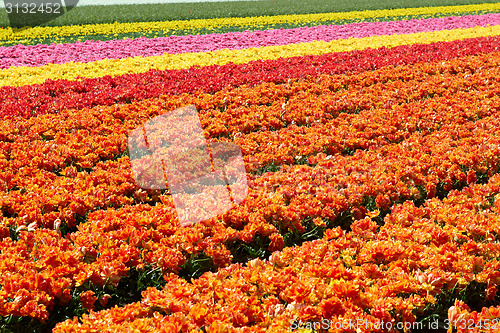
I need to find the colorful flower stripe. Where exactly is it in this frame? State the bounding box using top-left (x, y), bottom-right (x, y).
top-left (2, 24), bottom-right (500, 88)
top-left (2, 3), bottom-right (500, 43)
top-left (2, 13), bottom-right (500, 69)
top-left (5, 10), bottom-right (498, 48)
top-left (2, 34), bottom-right (500, 120)
top-left (51, 173), bottom-right (500, 332)
top-left (2, 50), bottom-right (500, 322)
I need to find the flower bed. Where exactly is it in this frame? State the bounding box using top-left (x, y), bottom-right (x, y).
top-left (2, 2), bottom-right (500, 332)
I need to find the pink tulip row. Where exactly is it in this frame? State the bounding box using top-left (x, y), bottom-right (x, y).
top-left (1, 13), bottom-right (500, 69)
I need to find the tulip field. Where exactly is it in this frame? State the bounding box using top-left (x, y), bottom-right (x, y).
top-left (4, 0), bottom-right (500, 332)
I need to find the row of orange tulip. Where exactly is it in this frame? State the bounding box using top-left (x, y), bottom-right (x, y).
top-left (50, 172), bottom-right (500, 332)
top-left (4, 50), bottom-right (499, 230)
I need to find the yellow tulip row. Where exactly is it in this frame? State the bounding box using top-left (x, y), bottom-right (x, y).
top-left (2, 24), bottom-right (500, 88)
top-left (0, 2), bottom-right (499, 42)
